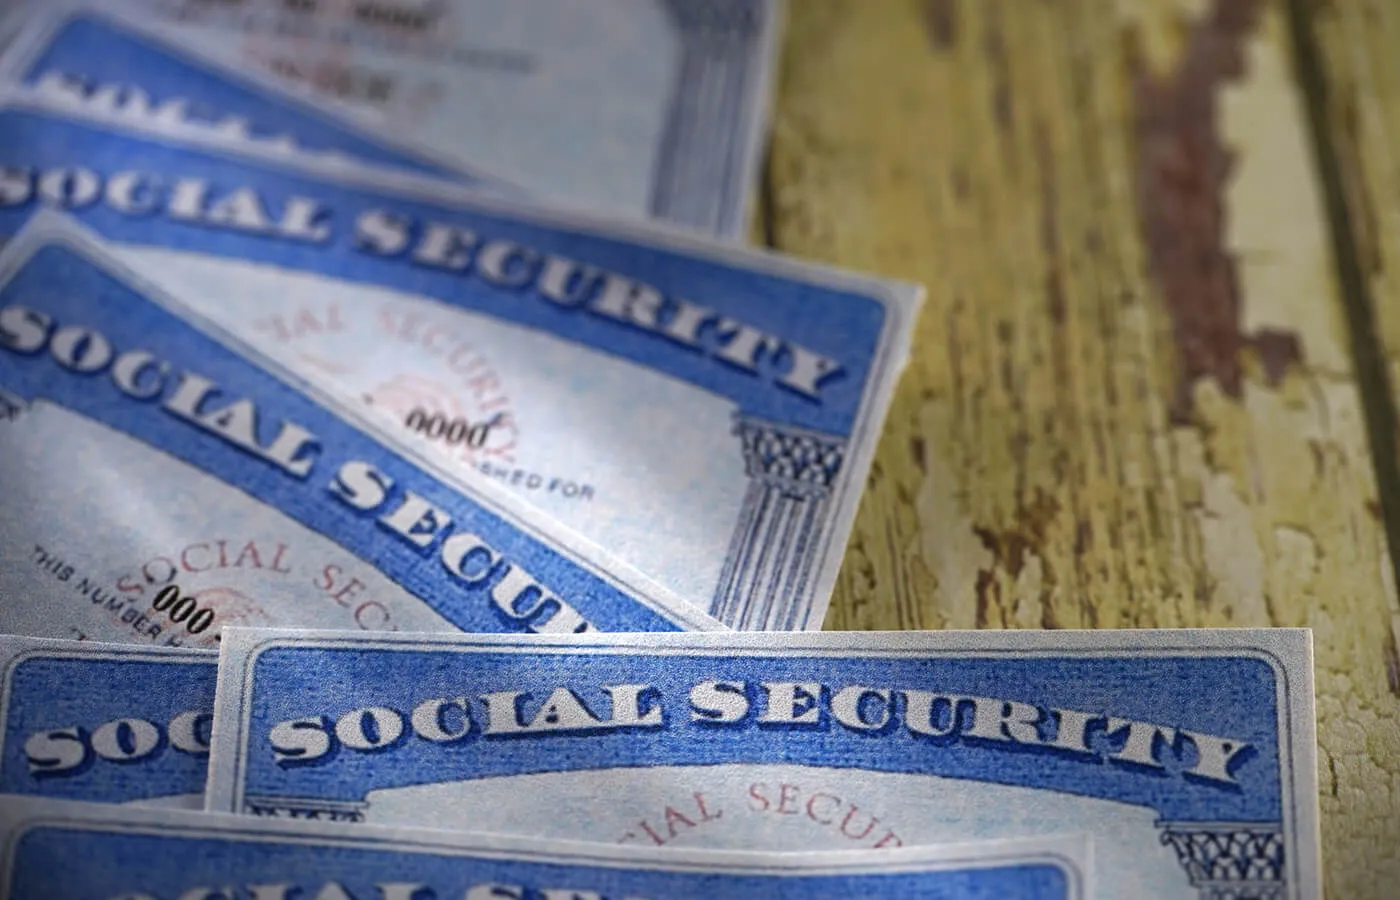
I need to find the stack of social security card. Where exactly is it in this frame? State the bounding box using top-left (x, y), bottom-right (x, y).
top-left (0, 3), bottom-right (1323, 898)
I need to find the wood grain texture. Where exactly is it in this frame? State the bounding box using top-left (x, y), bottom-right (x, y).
top-left (765, 1), bottom-right (1400, 895)
top-left (1304, 0), bottom-right (1400, 658)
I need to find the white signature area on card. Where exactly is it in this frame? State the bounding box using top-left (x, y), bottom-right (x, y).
top-left (359, 763), bottom-right (1188, 900)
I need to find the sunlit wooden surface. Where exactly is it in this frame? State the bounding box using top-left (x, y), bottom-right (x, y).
top-left (764, 1), bottom-right (1399, 895)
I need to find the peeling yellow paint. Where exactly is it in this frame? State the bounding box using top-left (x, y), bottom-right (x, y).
top-left (1226, 17), bottom-right (1350, 375)
top-left (1306, 2), bottom-right (1400, 886)
top-left (913, 401), bottom-right (992, 631)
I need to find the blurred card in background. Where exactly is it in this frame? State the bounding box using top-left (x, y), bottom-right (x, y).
top-left (0, 213), bottom-right (719, 644)
top-left (208, 628), bottom-right (1320, 900)
top-left (0, 798), bottom-right (1090, 899)
top-left (0, 5), bottom-right (516, 190)
top-left (0, 97), bottom-right (919, 630)
top-left (1, 0), bottom-right (781, 237)
top-left (0, 636), bottom-right (215, 808)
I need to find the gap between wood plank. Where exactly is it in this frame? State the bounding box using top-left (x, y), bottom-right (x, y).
top-left (1284, 0), bottom-right (1400, 616)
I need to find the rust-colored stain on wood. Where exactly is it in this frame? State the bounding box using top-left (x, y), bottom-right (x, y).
top-left (1131, 0), bottom-right (1303, 422)
top-left (973, 489), bottom-right (1066, 629)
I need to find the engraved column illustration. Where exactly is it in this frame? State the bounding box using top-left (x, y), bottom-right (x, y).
top-left (711, 414), bottom-right (845, 630)
top-left (653, 0), bottom-right (766, 235)
top-left (1158, 822), bottom-right (1286, 900)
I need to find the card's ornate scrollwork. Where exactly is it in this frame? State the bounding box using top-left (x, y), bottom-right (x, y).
top-left (711, 414), bottom-right (845, 630)
top-left (244, 795), bottom-right (366, 823)
top-left (1158, 822), bottom-right (1286, 900)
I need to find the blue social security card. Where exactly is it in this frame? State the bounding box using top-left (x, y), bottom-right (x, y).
top-left (0, 798), bottom-right (1090, 900)
top-left (0, 92), bottom-right (920, 631)
top-left (0, 211), bottom-right (721, 647)
top-left (0, 635), bottom-right (215, 808)
top-left (207, 628), bottom-right (1321, 900)
top-left (0, 0), bottom-right (780, 237)
top-left (0, 4), bottom-right (515, 192)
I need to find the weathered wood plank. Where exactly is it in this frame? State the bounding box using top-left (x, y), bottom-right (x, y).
top-left (1297, 0), bottom-right (1400, 890)
top-left (767, 0), bottom-right (1400, 895)
top-left (1303, 0), bottom-right (1400, 648)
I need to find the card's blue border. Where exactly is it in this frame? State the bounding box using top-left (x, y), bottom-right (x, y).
top-left (0, 811), bottom-right (1087, 898)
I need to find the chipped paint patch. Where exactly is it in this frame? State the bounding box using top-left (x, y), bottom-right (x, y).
top-left (1131, 0), bottom-right (1308, 422)
top-left (912, 398), bottom-right (993, 630)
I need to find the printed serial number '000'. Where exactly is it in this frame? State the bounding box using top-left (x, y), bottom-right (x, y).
top-left (148, 584), bottom-right (216, 636)
top-left (403, 407), bottom-right (503, 451)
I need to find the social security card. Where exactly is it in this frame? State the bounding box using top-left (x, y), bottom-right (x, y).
top-left (0, 0), bottom-right (779, 237)
top-left (0, 635), bottom-right (215, 808)
top-left (0, 5), bottom-right (514, 191)
top-left (0, 211), bottom-right (719, 647)
top-left (0, 798), bottom-right (1089, 900)
top-left (0, 95), bottom-right (920, 631)
top-left (207, 628), bottom-right (1320, 900)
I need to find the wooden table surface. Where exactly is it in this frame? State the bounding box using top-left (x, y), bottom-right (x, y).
top-left (761, 1), bottom-right (1399, 895)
